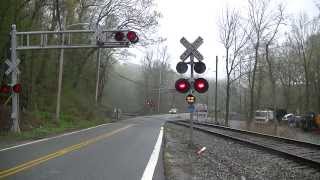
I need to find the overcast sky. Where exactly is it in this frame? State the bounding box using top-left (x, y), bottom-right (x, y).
top-left (129, 0), bottom-right (319, 79)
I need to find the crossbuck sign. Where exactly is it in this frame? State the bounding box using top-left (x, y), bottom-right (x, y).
top-left (180, 36), bottom-right (204, 61)
top-left (5, 58), bottom-right (20, 75)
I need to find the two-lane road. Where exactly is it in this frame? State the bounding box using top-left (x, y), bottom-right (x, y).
top-left (0, 114), bottom-right (178, 180)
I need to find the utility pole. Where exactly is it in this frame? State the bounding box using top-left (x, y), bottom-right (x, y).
top-left (95, 48), bottom-right (101, 104)
top-left (215, 56), bottom-right (218, 124)
top-left (10, 25), bottom-right (20, 132)
top-left (239, 57), bottom-right (242, 120)
top-left (55, 34), bottom-right (64, 121)
top-left (157, 69), bottom-right (162, 113)
top-left (211, 79), bottom-right (214, 122)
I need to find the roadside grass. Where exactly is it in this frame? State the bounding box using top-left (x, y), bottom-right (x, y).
top-left (0, 111), bottom-right (110, 142)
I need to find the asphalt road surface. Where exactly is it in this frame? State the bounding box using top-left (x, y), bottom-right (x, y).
top-left (0, 114), bottom-right (179, 180)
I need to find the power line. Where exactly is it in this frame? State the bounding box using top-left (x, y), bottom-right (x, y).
top-left (109, 69), bottom-right (145, 87)
top-left (109, 70), bottom-right (176, 94)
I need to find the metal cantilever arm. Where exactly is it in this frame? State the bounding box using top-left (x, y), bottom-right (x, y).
top-left (16, 29), bottom-right (131, 50)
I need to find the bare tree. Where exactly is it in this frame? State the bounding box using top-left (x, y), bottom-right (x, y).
top-left (262, 4), bottom-right (285, 132)
top-left (140, 46), bottom-right (171, 113)
top-left (276, 39), bottom-right (304, 112)
top-left (218, 7), bottom-right (249, 126)
top-left (246, 0), bottom-right (283, 122)
top-left (84, 0), bottom-right (161, 104)
top-left (290, 13), bottom-right (318, 112)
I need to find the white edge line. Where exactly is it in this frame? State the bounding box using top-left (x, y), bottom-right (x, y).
top-left (0, 123), bottom-right (111, 152)
top-left (141, 126), bottom-right (164, 180)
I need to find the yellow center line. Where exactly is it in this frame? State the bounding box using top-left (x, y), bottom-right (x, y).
top-left (0, 125), bottom-right (133, 179)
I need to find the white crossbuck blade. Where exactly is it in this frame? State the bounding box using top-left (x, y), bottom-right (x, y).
top-left (180, 36), bottom-right (204, 61)
top-left (5, 58), bottom-right (20, 75)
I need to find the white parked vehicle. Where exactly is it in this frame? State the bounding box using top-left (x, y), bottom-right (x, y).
top-left (282, 113), bottom-right (294, 121)
top-left (255, 110), bottom-right (274, 123)
top-left (169, 108), bottom-right (178, 114)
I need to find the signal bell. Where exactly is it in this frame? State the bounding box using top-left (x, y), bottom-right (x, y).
top-left (175, 78), bottom-right (190, 93)
top-left (194, 78), bottom-right (209, 93)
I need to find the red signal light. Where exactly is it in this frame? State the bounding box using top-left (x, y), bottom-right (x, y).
top-left (0, 85), bottom-right (10, 94)
top-left (194, 78), bottom-right (209, 93)
top-left (12, 84), bottom-right (22, 93)
top-left (127, 31), bottom-right (139, 43)
top-left (114, 32), bottom-right (125, 41)
top-left (114, 31), bottom-right (139, 43)
top-left (175, 78), bottom-right (190, 93)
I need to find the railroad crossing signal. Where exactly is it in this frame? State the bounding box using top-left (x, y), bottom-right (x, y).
top-left (176, 36), bottom-right (208, 145)
top-left (175, 36), bottom-right (209, 95)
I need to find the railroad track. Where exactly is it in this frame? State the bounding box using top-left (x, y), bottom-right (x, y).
top-left (170, 120), bottom-right (320, 170)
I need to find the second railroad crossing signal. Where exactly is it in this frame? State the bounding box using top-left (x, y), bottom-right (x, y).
top-left (0, 83), bottom-right (22, 94)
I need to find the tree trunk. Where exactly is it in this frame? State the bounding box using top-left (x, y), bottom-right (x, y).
top-left (225, 76), bottom-right (231, 126)
top-left (249, 43), bottom-right (259, 122)
top-left (283, 87), bottom-right (291, 110)
top-left (302, 51), bottom-right (310, 111)
top-left (265, 44), bottom-right (278, 134)
top-left (225, 49), bottom-right (230, 126)
top-left (255, 69), bottom-right (263, 110)
top-left (97, 62), bottom-right (110, 105)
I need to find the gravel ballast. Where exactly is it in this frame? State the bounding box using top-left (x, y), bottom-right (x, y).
top-left (163, 122), bottom-right (320, 180)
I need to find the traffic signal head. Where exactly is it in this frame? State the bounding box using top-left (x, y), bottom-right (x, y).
top-left (12, 84), bottom-right (22, 93)
top-left (127, 31), bottom-right (139, 43)
top-left (114, 31), bottom-right (139, 43)
top-left (175, 78), bottom-right (190, 93)
top-left (114, 31), bottom-right (125, 41)
top-left (186, 94), bottom-right (196, 104)
top-left (176, 62), bottom-right (188, 74)
top-left (0, 84), bottom-right (10, 94)
top-left (194, 78), bottom-right (209, 93)
top-left (194, 61), bottom-right (206, 74)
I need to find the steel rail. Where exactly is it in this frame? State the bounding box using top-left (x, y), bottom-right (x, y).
top-left (169, 120), bottom-right (320, 170)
